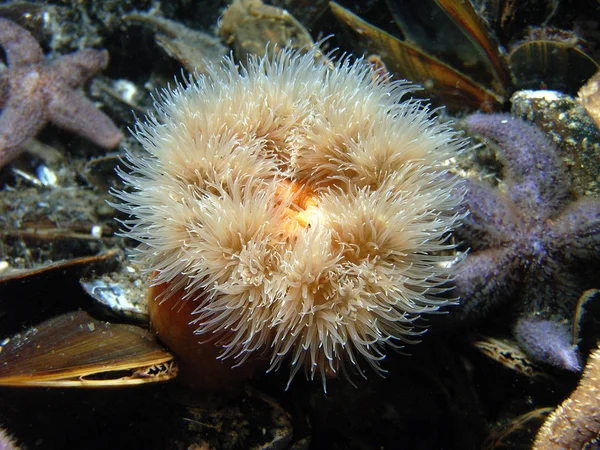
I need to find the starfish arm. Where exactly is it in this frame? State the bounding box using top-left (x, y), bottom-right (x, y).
top-left (452, 247), bottom-right (518, 322)
top-left (514, 317), bottom-right (580, 371)
top-left (464, 114), bottom-right (569, 217)
top-left (50, 49), bottom-right (109, 88)
top-left (458, 178), bottom-right (516, 250)
top-left (553, 197), bottom-right (600, 263)
top-left (0, 18), bottom-right (44, 66)
top-left (46, 86), bottom-right (123, 149)
top-left (0, 70), bottom-right (9, 109)
top-left (517, 269), bottom-right (592, 364)
top-left (520, 265), bottom-right (584, 321)
top-left (0, 71), bottom-right (46, 167)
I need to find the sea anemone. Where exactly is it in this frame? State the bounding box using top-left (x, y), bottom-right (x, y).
top-left (112, 45), bottom-right (466, 390)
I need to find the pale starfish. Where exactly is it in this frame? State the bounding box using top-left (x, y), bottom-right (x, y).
top-left (0, 17), bottom-right (122, 168)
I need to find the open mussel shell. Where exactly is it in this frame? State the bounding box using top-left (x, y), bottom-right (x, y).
top-left (0, 248), bottom-right (120, 284)
top-left (0, 310), bottom-right (177, 387)
top-left (509, 39), bottom-right (599, 95)
top-left (471, 335), bottom-right (543, 378)
top-left (386, 0), bottom-right (477, 56)
top-left (330, 1), bottom-right (504, 111)
top-left (435, 0), bottom-right (513, 92)
top-left (471, 0), bottom-right (561, 43)
top-left (386, 0), bottom-right (512, 94)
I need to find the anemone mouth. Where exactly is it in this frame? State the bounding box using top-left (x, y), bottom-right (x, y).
top-left (113, 45), bottom-right (467, 388)
top-left (274, 179), bottom-right (320, 229)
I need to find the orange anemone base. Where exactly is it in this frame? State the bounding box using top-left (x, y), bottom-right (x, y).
top-left (148, 281), bottom-right (267, 390)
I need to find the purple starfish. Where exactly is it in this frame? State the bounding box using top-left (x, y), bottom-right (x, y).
top-left (454, 113), bottom-right (600, 371)
top-left (0, 17), bottom-right (122, 168)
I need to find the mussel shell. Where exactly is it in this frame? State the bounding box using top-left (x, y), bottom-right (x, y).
top-left (0, 310), bottom-right (176, 387)
top-left (509, 39), bottom-right (600, 95)
top-left (387, 0), bottom-right (512, 94)
top-left (0, 249), bottom-right (122, 338)
top-left (471, 335), bottom-right (542, 378)
top-left (386, 0), bottom-right (480, 62)
top-left (471, 0), bottom-right (560, 42)
top-left (435, 0), bottom-right (513, 92)
top-left (330, 1), bottom-right (504, 111)
top-left (0, 248), bottom-right (119, 284)
top-left (80, 260), bottom-right (149, 323)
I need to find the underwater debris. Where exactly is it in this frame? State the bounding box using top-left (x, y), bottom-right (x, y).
top-left (472, 335), bottom-right (543, 378)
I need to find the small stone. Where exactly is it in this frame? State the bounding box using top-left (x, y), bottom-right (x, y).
top-left (511, 89), bottom-right (600, 197)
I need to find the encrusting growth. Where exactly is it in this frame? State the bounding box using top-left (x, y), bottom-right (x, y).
top-left (112, 45), bottom-right (466, 389)
top-left (533, 343), bottom-right (600, 449)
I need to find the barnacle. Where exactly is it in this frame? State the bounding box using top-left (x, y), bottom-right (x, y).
top-left (112, 45), bottom-right (466, 389)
